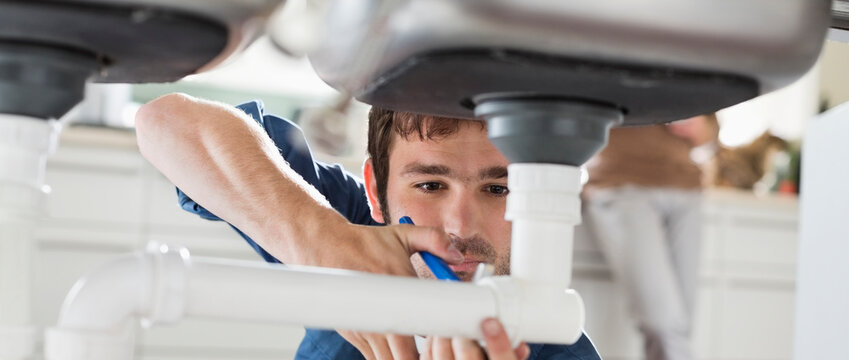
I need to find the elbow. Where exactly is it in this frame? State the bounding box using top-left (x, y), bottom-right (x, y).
top-left (134, 92), bottom-right (197, 158)
top-left (135, 92), bottom-right (195, 131)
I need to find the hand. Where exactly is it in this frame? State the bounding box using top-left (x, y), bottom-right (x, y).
top-left (338, 331), bottom-right (418, 360)
top-left (290, 221), bottom-right (464, 277)
top-left (667, 115), bottom-right (716, 146)
top-left (342, 319), bottom-right (528, 360)
top-left (331, 224), bottom-right (464, 359)
top-left (421, 318), bottom-right (530, 360)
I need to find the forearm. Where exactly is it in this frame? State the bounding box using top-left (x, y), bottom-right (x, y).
top-left (135, 93), bottom-right (347, 263)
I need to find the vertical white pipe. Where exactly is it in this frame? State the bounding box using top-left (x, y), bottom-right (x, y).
top-left (0, 219), bottom-right (38, 360)
top-left (0, 114), bottom-right (58, 360)
top-left (0, 115), bottom-right (57, 188)
top-left (510, 221), bottom-right (575, 287)
top-left (506, 163), bottom-right (583, 288)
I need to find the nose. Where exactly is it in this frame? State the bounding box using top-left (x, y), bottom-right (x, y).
top-left (441, 188), bottom-right (484, 241)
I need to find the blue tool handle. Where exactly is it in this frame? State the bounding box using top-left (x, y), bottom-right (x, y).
top-left (399, 216), bottom-right (461, 282)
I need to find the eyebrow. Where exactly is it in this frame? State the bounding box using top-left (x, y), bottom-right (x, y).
top-left (400, 163), bottom-right (508, 181)
top-left (400, 163), bottom-right (452, 177)
top-left (478, 166), bottom-right (508, 180)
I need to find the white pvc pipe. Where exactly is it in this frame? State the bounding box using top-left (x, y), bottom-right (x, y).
top-left (495, 163), bottom-right (587, 343)
top-left (510, 221), bottom-right (575, 288)
top-left (45, 243), bottom-right (193, 360)
top-left (515, 284), bottom-right (584, 344)
top-left (0, 114), bottom-right (58, 360)
top-left (0, 114), bottom-right (58, 188)
top-left (185, 258), bottom-right (498, 337)
top-left (506, 163), bottom-right (583, 288)
top-left (44, 254), bottom-right (149, 360)
top-left (45, 245), bottom-right (500, 360)
top-left (55, 254), bottom-right (152, 330)
top-left (480, 276), bottom-right (585, 345)
top-left (0, 218), bottom-right (38, 360)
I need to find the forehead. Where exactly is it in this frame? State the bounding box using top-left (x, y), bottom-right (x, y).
top-left (388, 122), bottom-right (508, 170)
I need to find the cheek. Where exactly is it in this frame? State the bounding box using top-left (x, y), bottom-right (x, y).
top-left (482, 206), bottom-right (512, 254)
top-left (492, 218), bottom-right (512, 253)
top-left (394, 202), bottom-right (442, 226)
top-left (492, 218), bottom-right (513, 276)
top-left (383, 182), bottom-right (437, 225)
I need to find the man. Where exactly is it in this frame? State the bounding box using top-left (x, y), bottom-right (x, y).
top-left (135, 93), bottom-right (600, 360)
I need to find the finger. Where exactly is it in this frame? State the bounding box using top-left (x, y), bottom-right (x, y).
top-left (514, 342), bottom-right (530, 360)
top-left (367, 334), bottom-right (394, 360)
top-left (433, 336), bottom-right (455, 360)
top-left (387, 334), bottom-right (419, 360)
top-left (480, 318), bottom-right (516, 360)
top-left (451, 337), bottom-right (485, 360)
top-left (398, 226), bottom-right (464, 264)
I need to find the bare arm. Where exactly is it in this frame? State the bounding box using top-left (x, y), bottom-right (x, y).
top-left (667, 115), bottom-right (718, 147)
top-left (135, 93), bottom-right (462, 274)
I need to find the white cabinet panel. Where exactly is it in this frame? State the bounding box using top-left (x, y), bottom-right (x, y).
top-left (692, 285), bottom-right (719, 359)
top-left (573, 275), bottom-right (644, 360)
top-left (139, 319), bottom-right (304, 359)
top-left (722, 225), bottom-right (797, 266)
top-left (44, 157), bottom-right (144, 226)
top-left (716, 286), bottom-right (795, 360)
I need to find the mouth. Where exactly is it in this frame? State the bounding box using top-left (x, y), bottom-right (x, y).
top-left (450, 260), bottom-right (483, 274)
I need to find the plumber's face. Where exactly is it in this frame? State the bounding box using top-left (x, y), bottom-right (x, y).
top-left (373, 122), bottom-right (512, 281)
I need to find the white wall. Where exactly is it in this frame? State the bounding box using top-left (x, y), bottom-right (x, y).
top-left (794, 103), bottom-right (849, 360)
top-left (819, 40), bottom-right (849, 110)
top-left (717, 59), bottom-right (820, 147)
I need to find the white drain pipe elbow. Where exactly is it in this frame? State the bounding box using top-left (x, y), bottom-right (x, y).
top-left (499, 163), bottom-right (586, 344)
top-left (45, 244), bottom-right (189, 360)
top-left (45, 253), bottom-right (146, 360)
top-left (479, 276), bottom-right (585, 345)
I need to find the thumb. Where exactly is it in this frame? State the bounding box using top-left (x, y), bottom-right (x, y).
top-left (397, 225), bottom-right (464, 264)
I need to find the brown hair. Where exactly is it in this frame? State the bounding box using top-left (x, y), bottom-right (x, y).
top-left (366, 107), bottom-right (485, 223)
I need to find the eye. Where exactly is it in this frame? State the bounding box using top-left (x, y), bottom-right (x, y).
top-left (486, 184), bottom-right (510, 197)
top-left (415, 182), bottom-right (445, 193)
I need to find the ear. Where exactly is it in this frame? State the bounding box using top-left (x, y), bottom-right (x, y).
top-left (363, 158), bottom-right (385, 223)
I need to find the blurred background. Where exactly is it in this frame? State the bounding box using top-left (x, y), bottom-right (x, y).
top-left (27, 35), bottom-right (848, 359)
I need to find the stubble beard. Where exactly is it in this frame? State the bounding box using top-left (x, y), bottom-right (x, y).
top-left (384, 206), bottom-right (511, 281)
